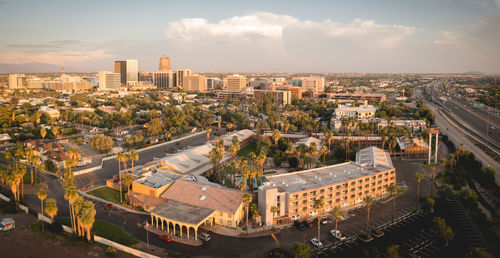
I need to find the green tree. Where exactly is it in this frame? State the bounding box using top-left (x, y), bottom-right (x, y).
top-left (290, 243), bottom-right (312, 258)
top-left (37, 188), bottom-right (47, 232)
top-left (363, 196), bottom-right (375, 232)
top-left (44, 198), bottom-right (58, 221)
top-left (128, 149), bottom-right (139, 174)
top-left (272, 129), bottom-right (281, 145)
top-left (329, 206), bottom-right (347, 242)
top-left (243, 192), bottom-right (252, 235)
top-left (146, 118), bottom-right (163, 136)
top-left (415, 173), bottom-right (425, 210)
top-left (387, 184), bottom-right (407, 223)
top-left (90, 134), bottom-right (114, 153)
top-left (78, 200), bottom-right (96, 241)
top-left (40, 127), bottom-right (47, 139)
top-left (386, 244), bottom-right (399, 258)
top-left (64, 186), bottom-right (78, 234)
top-left (433, 217), bottom-right (454, 246)
top-left (270, 205), bottom-right (279, 226)
top-left (313, 198), bottom-right (324, 245)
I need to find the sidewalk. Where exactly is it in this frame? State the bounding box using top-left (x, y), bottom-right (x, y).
top-left (79, 189), bottom-right (149, 215)
top-left (205, 225), bottom-right (280, 238)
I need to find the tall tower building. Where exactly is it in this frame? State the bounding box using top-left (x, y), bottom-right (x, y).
top-left (184, 74), bottom-right (207, 92)
top-left (226, 74), bottom-right (247, 92)
top-left (175, 69), bottom-right (192, 89)
top-left (159, 56), bottom-right (171, 71)
top-left (114, 59), bottom-right (139, 86)
top-left (98, 71), bottom-right (121, 91)
top-left (8, 74), bottom-right (27, 89)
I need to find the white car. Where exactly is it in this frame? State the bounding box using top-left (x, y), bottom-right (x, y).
top-left (310, 238), bottom-right (323, 248)
top-left (330, 230), bottom-right (346, 241)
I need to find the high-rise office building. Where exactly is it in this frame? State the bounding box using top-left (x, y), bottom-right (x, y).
top-left (98, 71), bottom-right (121, 91)
top-left (176, 69), bottom-right (192, 89)
top-left (226, 74), bottom-right (247, 92)
top-left (292, 77), bottom-right (324, 93)
top-left (153, 71), bottom-right (174, 89)
top-left (184, 74), bottom-right (207, 92)
top-left (114, 59), bottom-right (139, 86)
top-left (159, 56), bottom-right (171, 71)
top-left (206, 78), bottom-right (222, 90)
top-left (8, 74), bottom-right (27, 89)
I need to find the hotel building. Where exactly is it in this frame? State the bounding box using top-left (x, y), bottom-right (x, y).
top-left (258, 147), bottom-right (396, 226)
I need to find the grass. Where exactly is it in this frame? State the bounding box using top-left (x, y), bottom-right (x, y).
top-left (57, 218), bottom-right (138, 247)
top-left (237, 143), bottom-right (257, 158)
top-left (87, 187), bottom-right (122, 204)
top-left (0, 198), bottom-right (18, 214)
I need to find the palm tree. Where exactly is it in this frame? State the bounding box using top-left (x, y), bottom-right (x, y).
top-left (40, 127), bottom-right (47, 140)
top-left (272, 129), bottom-right (281, 145)
top-left (209, 145), bottom-right (224, 182)
top-left (430, 166), bottom-right (436, 196)
top-left (329, 206), bottom-right (346, 242)
top-left (363, 196), bottom-right (375, 232)
top-left (313, 198), bottom-right (324, 245)
top-left (238, 181), bottom-right (247, 192)
top-left (116, 152), bottom-right (128, 203)
top-left (73, 196), bottom-right (84, 237)
top-left (387, 185), bottom-right (407, 223)
top-left (320, 145), bottom-right (328, 164)
top-left (255, 152), bottom-right (266, 186)
top-left (37, 188), bottom-right (47, 232)
top-left (128, 149), bottom-right (139, 174)
top-left (78, 200), bottom-right (96, 241)
top-left (205, 128), bottom-right (212, 143)
top-left (243, 193), bottom-right (252, 234)
top-left (325, 130), bottom-right (334, 153)
top-left (64, 186), bottom-right (78, 233)
top-left (123, 173), bottom-right (134, 192)
top-left (226, 122), bottom-right (234, 132)
top-left (32, 155), bottom-right (40, 184)
top-left (290, 243), bottom-right (312, 258)
top-left (6, 167), bottom-right (22, 204)
top-left (415, 173), bottom-right (425, 210)
top-left (270, 205), bottom-right (279, 225)
top-left (25, 147), bottom-right (35, 184)
top-left (44, 198), bottom-right (58, 222)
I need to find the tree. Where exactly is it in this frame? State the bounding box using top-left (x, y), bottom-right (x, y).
top-left (116, 153), bottom-right (128, 204)
top-left (238, 181), bottom-right (247, 192)
top-left (313, 198), bottom-right (324, 245)
top-left (78, 200), bottom-right (96, 241)
top-left (230, 136), bottom-right (240, 157)
top-left (272, 129), bottom-right (281, 145)
top-left (209, 140), bottom-right (224, 182)
top-left (90, 134), bottom-right (114, 153)
top-left (128, 149), bottom-right (139, 174)
top-left (40, 127), bottom-right (47, 139)
top-left (386, 244), bottom-right (399, 258)
top-left (64, 186), bottom-right (78, 234)
top-left (386, 185), bottom-right (407, 223)
top-left (146, 118), bottom-right (162, 136)
top-left (251, 203), bottom-right (260, 222)
top-left (37, 188), bottom-right (47, 232)
top-left (319, 145), bottom-right (328, 164)
top-left (329, 206), bottom-right (347, 242)
top-left (433, 217), bottom-right (454, 246)
top-left (270, 205), bottom-right (279, 225)
top-left (227, 122), bottom-right (234, 132)
top-left (290, 243), bottom-right (312, 258)
top-left (51, 126), bottom-right (60, 139)
top-left (73, 196), bottom-right (84, 237)
top-left (44, 198), bottom-right (58, 222)
top-left (325, 130), bottom-right (334, 152)
top-left (123, 173), bottom-right (134, 192)
top-left (415, 173), bottom-right (425, 210)
top-left (243, 192), bottom-right (252, 235)
top-left (6, 166), bottom-right (22, 204)
top-left (439, 159), bottom-right (448, 189)
top-left (363, 196), bottom-right (375, 232)
top-left (205, 128), bottom-right (212, 143)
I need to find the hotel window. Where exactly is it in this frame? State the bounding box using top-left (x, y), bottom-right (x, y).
top-left (294, 209), bottom-right (298, 213)
top-left (294, 202), bottom-right (298, 206)
top-left (320, 189), bottom-right (325, 193)
top-left (327, 201), bottom-right (332, 204)
top-left (336, 185), bottom-right (341, 190)
top-left (303, 193), bottom-right (307, 197)
top-left (310, 190), bottom-right (317, 195)
top-left (365, 178), bottom-right (369, 182)
top-left (277, 196), bottom-right (280, 202)
top-left (365, 190), bottom-right (369, 194)
top-left (293, 194), bottom-right (298, 199)
top-left (365, 184), bottom-right (369, 188)
top-left (343, 196), bottom-right (348, 200)
top-left (328, 187), bottom-right (333, 191)
top-left (336, 192), bottom-right (340, 196)
top-left (343, 183), bottom-right (348, 188)
top-left (350, 194), bottom-right (355, 198)
top-left (351, 188), bottom-right (355, 192)
top-left (303, 200), bottom-right (307, 204)
top-left (336, 198), bottom-right (340, 203)
top-left (228, 213), bottom-right (232, 218)
top-left (227, 221), bottom-right (232, 226)
top-left (358, 193), bottom-right (362, 196)
top-left (358, 180), bottom-right (363, 183)
top-left (303, 207), bottom-right (307, 211)
top-left (378, 180), bottom-right (382, 184)
top-left (350, 182), bottom-right (356, 185)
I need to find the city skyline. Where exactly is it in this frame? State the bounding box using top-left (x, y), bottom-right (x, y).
top-left (0, 0), bottom-right (500, 73)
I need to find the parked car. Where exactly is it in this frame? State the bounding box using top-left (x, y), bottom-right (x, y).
top-left (105, 204), bottom-right (113, 210)
top-left (330, 229), bottom-right (346, 241)
top-left (294, 221), bottom-right (304, 231)
top-left (198, 232), bottom-right (211, 241)
top-left (314, 218), bottom-right (328, 225)
top-left (159, 235), bottom-right (172, 242)
top-left (0, 218), bottom-right (15, 232)
top-left (310, 238), bottom-right (323, 248)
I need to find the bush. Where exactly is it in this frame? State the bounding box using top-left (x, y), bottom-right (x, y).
top-left (420, 195), bottom-right (435, 211)
top-left (266, 248), bottom-right (292, 258)
top-left (105, 247), bottom-right (117, 257)
top-left (288, 156), bottom-right (298, 168)
top-left (359, 231), bottom-right (371, 240)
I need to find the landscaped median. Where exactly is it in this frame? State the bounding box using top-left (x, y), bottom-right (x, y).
top-left (57, 218), bottom-right (138, 246)
top-left (87, 186), bottom-right (122, 204)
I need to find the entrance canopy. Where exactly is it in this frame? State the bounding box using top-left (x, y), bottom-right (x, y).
top-left (151, 200), bottom-right (215, 226)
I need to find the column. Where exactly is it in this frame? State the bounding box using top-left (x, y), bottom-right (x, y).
top-left (173, 223), bottom-right (176, 235)
top-left (156, 216), bottom-right (159, 228)
top-left (428, 133), bottom-right (432, 164)
top-left (180, 225), bottom-right (183, 238)
top-left (161, 219), bottom-right (164, 231)
top-left (166, 221), bottom-right (170, 234)
top-left (195, 227), bottom-right (197, 241)
top-left (150, 214), bottom-right (153, 227)
top-left (434, 133), bottom-right (439, 163)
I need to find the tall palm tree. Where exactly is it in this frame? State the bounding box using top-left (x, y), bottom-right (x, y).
top-left (37, 188), bottom-right (47, 232)
top-left (128, 149), bottom-right (139, 174)
top-left (363, 196), bottom-right (375, 232)
top-left (270, 205), bottom-right (279, 225)
top-left (78, 200), bottom-right (96, 241)
top-left (231, 159), bottom-right (239, 188)
top-left (238, 181), bottom-right (247, 192)
top-left (387, 185), bottom-right (407, 223)
top-left (115, 153), bottom-right (127, 204)
top-left (430, 166), bottom-right (436, 196)
top-left (25, 147), bottom-right (35, 184)
top-left (415, 173), bottom-right (425, 210)
top-left (205, 128), bottom-right (212, 143)
top-left (320, 145), bottom-right (328, 164)
top-left (64, 186), bottom-right (78, 233)
top-left (6, 167), bottom-right (22, 204)
top-left (325, 130), bottom-right (334, 153)
top-left (272, 129), bottom-right (281, 145)
top-left (32, 155), bottom-right (40, 184)
top-left (73, 196), bottom-right (84, 237)
top-left (255, 152), bottom-right (266, 186)
top-left (329, 206), bottom-right (346, 242)
top-left (243, 193), bottom-right (253, 234)
top-left (44, 198), bottom-right (58, 222)
top-left (313, 198), bottom-right (324, 245)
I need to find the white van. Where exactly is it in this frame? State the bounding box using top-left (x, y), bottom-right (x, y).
top-left (0, 218), bottom-right (15, 232)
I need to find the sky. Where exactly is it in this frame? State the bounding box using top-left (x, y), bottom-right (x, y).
top-left (0, 0), bottom-right (499, 73)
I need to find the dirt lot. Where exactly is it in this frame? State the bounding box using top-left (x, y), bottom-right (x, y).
top-left (0, 213), bottom-right (134, 258)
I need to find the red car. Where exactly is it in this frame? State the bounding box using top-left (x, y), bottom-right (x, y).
top-left (159, 235), bottom-right (172, 242)
top-left (105, 204), bottom-right (113, 210)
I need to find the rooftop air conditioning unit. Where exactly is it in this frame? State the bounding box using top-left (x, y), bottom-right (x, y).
top-left (200, 195), bottom-right (206, 200)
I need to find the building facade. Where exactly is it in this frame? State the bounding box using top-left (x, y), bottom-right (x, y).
top-left (258, 147), bottom-right (395, 226)
top-left (226, 75), bottom-right (246, 92)
top-left (152, 71), bottom-right (174, 89)
top-left (175, 69), bottom-right (192, 89)
top-left (158, 56), bottom-right (171, 71)
top-left (184, 74), bottom-right (207, 92)
top-left (8, 74), bottom-right (27, 89)
top-left (98, 71), bottom-right (121, 91)
top-left (254, 89), bottom-right (292, 105)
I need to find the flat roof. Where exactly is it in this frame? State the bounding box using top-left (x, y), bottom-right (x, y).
top-left (265, 162), bottom-right (390, 193)
top-left (151, 200), bottom-right (215, 225)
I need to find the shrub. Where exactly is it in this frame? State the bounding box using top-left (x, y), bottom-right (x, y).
top-left (105, 247), bottom-right (117, 257)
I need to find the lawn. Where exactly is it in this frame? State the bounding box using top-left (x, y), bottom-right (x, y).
top-left (237, 143), bottom-right (257, 158)
top-left (87, 187), bottom-right (122, 204)
top-left (57, 218), bottom-right (138, 246)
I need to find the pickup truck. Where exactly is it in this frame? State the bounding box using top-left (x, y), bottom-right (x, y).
top-left (0, 218), bottom-right (15, 232)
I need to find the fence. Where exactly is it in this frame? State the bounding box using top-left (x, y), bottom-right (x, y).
top-left (95, 236), bottom-right (160, 258)
top-left (0, 192), bottom-right (10, 202)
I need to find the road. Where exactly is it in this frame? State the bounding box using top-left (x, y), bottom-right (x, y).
top-left (20, 159), bottom-right (428, 257)
top-left (73, 132), bottom-right (209, 188)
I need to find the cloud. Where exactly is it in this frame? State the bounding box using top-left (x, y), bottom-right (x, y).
top-left (5, 39), bottom-right (83, 50)
top-left (165, 12), bottom-right (416, 47)
top-left (433, 30), bottom-right (467, 49)
top-left (0, 49), bottom-right (112, 65)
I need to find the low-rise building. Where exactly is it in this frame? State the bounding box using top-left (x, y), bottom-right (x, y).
top-left (254, 89), bottom-right (292, 105)
top-left (258, 147), bottom-right (395, 226)
top-left (334, 104), bottom-right (376, 118)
